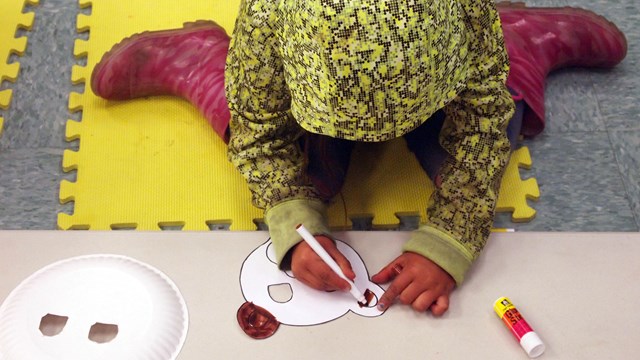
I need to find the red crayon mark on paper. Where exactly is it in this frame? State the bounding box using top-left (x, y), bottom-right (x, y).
top-left (237, 302), bottom-right (280, 339)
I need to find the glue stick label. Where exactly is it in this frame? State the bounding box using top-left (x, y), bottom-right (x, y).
top-left (494, 297), bottom-right (533, 340)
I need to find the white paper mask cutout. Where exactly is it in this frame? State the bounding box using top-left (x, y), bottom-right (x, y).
top-left (0, 255), bottom-right (188, 360)
top-left (239, 239), bottom-right (384, 327)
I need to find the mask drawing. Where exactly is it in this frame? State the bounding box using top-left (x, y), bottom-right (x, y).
top-left (238, 238), bottom-right (384, 335)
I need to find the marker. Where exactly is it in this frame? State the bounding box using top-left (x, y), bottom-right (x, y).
top-left (492, 228), bottom-right (516, 233)
top-left (494, 296), bottom-right (545, 358)
top-left (295, 224), bottom-right (368, 306)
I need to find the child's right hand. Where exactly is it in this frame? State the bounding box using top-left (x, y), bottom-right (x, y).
top-left (290, 235), bottom-right (356, 292)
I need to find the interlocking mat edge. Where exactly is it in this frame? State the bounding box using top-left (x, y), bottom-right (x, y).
top-left (0, 0), bottom-right (38, 137)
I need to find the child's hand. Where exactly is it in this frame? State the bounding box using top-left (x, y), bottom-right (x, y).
top-left (372, 252), bottom-right (455, 315)
top-left (290, 235), bottom-right (356, 292)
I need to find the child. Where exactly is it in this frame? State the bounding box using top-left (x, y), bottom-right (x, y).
top-left (92, 1), bottom-right (627, 315)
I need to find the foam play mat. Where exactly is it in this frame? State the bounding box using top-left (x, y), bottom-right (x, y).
top-left (0, 0), bottom-right (37, 137)
top-left (59, 0), bottom-right (539, 230)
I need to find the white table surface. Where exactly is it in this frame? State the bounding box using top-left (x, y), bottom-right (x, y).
top-left (1, 231), bottom-right (639, 359)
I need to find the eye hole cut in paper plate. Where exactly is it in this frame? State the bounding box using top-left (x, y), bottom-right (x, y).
top-left (0, 254), bottom-right (189, 360)
top-left (237, 239), bottom-right (384, 339)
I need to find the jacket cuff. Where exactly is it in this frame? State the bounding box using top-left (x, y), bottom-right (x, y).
top-left (265, 198), bottom-right (330, 268)
top-left (402, 225), bottom-right (474, 285)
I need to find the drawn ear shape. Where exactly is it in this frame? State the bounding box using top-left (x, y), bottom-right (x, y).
top-left (39, 313), bottom-right (69, 337)
top-left (88, 323), bottom-right (119, 344)
top-left (268, 283), bottom-right (293, 303)
top-left (265, 243), bottom-right (278, 265)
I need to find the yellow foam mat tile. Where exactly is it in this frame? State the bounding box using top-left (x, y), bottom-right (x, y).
top-left (495, 146), bottom-right (540, 222)
top-left (59, 0), bottom-right (261, 231)
top-left (60, 0), bottom-right (539, 231)
top-left (0, 0), bottom-right (37, 136)
top-left (326, 142), bottom-right (539, 229)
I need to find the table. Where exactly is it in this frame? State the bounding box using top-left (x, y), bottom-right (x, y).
top-left (1, 231), bottom-right (639, 359)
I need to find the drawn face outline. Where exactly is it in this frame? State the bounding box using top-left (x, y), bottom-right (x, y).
top-left (239, 239), bottom-right (385, 327)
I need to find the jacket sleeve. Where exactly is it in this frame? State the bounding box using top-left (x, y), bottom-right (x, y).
top-left (225, 0), bottom-right (329, 265)
top-left (403, 0), bottom-right (514, 285)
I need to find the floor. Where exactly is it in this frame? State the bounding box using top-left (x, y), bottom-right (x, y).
top-left (0, 0), bottom-right (638, 232)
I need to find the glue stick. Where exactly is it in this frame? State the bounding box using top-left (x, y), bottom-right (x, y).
top-left (494, 297), bottom-right (545, 358)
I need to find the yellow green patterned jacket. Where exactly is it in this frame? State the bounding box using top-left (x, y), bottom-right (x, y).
top-left (226, 0), bottom-right (514, 284)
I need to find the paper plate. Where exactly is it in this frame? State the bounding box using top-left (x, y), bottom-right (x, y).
top-left (0, 254), bottom-right (189, 360)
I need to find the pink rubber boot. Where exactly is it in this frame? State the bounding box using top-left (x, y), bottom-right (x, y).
top-left (497, 2), bottom-right (628, 137)
top-left (91, 21), bottom-right (231, 142)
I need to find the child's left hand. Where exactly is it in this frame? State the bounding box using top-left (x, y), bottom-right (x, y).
top-left (371, 252), bottom-right (455, 315)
